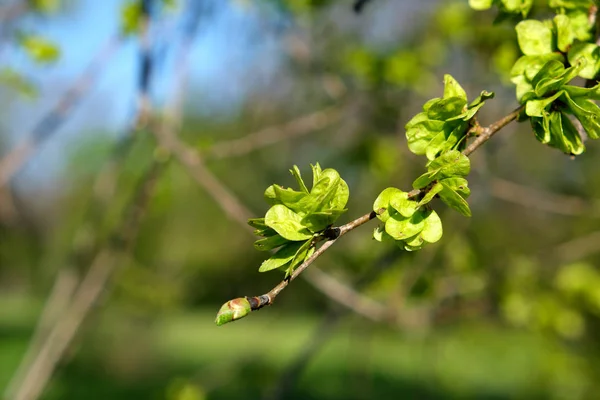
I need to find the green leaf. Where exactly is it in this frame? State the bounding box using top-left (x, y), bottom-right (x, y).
top-left (469, 0), bottom-right (493, 10)
top-left (0, 68), bottom-right (37, 99)
top-left (301, 209), bottom-right (346, 232)
top-left (406, 120), bottom-right (446, 157)
top-left (555, 14), bottom-right (575, 52)
top-left (443, 75), bottom-right (468, 101)
top-left (389, 192), bottom-right (419, 218)
top-left (515, 20), bottom-right (554, 56)
top-left (286, 239), bottom-right (313, 277)
top-left (439, 177), bottom-right (471, 198)
top-left (248, 217), bottom-right (267, 230)
top-left (413, 171), bottom-right (436, 190)
top-left (405, 112), bottom-right (430, 129)
top-left (311, 163), bottom-right (322, 188)
top-left (373, 225), bottom-right (393, 242)
top-left (417, 182), bottom-right (443, 207)
top-left (273, 185), bottom-right (307, 212)
top-left (550, 112), bottom-right (585, 155)
top-left (439, 182), bottom-right (472, 217)
top-left (290, 165), bottom-right (309, 194)
top-left (373, 187), bottom-right (403, 222)
top-left (20, 35), bottom-right (60, 64)
top-left (564, 93), bottom-right (600, 139)
top-left (531, 116), bottom-right (550, 144)
top-left (468, 90), bottom-right (495, 109)
top-left (563, 84), bottom-right (600, 99)
top-left (525, 90), bottom-right (564, 117)
top-left (265, 205), bottom-right (312, 241)
top-left (297, 169), bottom-right (340, 213)
top-left (258, 241), bottom-right (305, 272)
top-left (385, 210), bottom-right (426, 241)
top-left (330, 178), bottom-right (349, 211)
top-left (254, 234), bottom-right (290, 251)
top-left (568, 43), bottom-right (600, 80)
top-left (427, 150), bottom-right (470, 178)
top-left (121, 0), bottom-right (143, 35)
top-left (421, 210), bottom-right (443, 243)
top-left (264, 185), bottom-right (278, 205)
top-left (532, 60), bottom-right (582, 97)
top-left (427, 97), bottom-right (467, 121)
top-left (511, 54), bottom-right (565, 82)
top-left (501, 0), bottom-right (533, 15)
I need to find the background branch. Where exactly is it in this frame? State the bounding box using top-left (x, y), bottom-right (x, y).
top-left (0, 36), bottom-right (121, 189)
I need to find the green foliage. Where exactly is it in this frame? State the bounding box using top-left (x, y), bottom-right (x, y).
top-left (492, 0), bottom-right (600, 155)
top-left (0, 68), bottom-right (38, 99)
top-left (468, 0), bottom-right (533, 16)
top-left (30, 0), bottom-right (61, 13)
top-left (19, 34), bottom-right (60, 64)
top-left (405, 75), bottom-right (493, 160)
top-left (251, 164), bottom-right (348, 276)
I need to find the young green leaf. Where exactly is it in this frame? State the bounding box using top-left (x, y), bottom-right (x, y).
top-left (301, 209), bottom-right (347, 233)
top-left (373, 187), bottom-right (403, 222)
top-left (427, 97), bottom-right (467, 121)
top-left (390, 192), bottom-right (419, 218)
top-left (550, 112), bottom-right (584, 155)
top-left (421, 210), bottom-right (443, 243)
top-left (254, 234), bottom-right (290, 251)
top-left (290, 165), bottom-right (309, 194)
top-left (427, 150), bottom-right (470, 178)
top-left (568, 43), bottom-right (600, 80)
top-left (385, 210), bottom-right (426, 241)
top-left (515, 20), bottom-right (554, 56)
top-left (373, 225), bottom-right (393, 242)
top-left (554, 14), bottom-right (575, 52)
top-left (439, 182), bottom-right (472, 217)
top-left (564, 93), bottom-right (600, 139)
top-left (258, 241), bottom-right (306, 272)
top-left (443, 74), bottom-right (468, 101)
top-left (285, 239), bottom-right (313, 277)
top-left (439, 177), bottom-right (471, 198)
top-left (525, 90), bottom-right (564, 117)
top-left (417, 182), bottom-right (443, 207)
top-left (311, 163), bottom-right (322, 188)
top-left (265, 205), bottom-right (312, 241)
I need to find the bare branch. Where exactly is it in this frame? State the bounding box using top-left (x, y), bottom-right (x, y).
top-left (491, 177), bottom-right (600, 217)
top-left (3, 269), bottom-right (78, 400)
top-left (9, 158), bottom-right (164, 400)
top-left (463, 106), bottom-right (523, 156)
top-left (303, 268), bottom-right (387, 322)
top-left (0, 36), bottom-right (121, 189)
top-left (206, 107), bottom-right (341, 160)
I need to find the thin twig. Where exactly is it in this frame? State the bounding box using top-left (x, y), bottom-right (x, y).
top-left (225, 105), bottom-right (526, 317)
top-left (462, 106), bottom-right (523, 156)
top-left (206, 107), bottom-right (341, 160)
top-left (303, 268), bottom-right (387, 322)
top-left (0, 36), bottom-right (121, 189)
top-left (3, 269), bottom-right (78, 400)
top-left (491, 177), bottom-right (600, 217)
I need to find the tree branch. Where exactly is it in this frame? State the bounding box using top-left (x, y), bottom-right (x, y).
top-left (462, 106), bottom-right (523, 156)
top-left (216, 104), bottom-right (526, 325)
top-left (206, 107), bottom-right (341, 160)
top-left (0, 36), bottom-right (121, 189)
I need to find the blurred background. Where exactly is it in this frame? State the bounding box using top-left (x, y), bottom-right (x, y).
top-left (1, 0), bottom-right (600, 399)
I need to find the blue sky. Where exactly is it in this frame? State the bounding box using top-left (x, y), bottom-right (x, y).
top-left (1, 0), bottom-right (283, 189)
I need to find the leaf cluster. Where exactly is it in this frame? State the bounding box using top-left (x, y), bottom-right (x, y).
top-left (372, 150), bottom-right (471, 251)
top-left (510, 6), bottom-right (600, 154)
top-left (249, 164), bottom-right (349, 276)
top-left (406, 75), bottom-right (493, 160)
